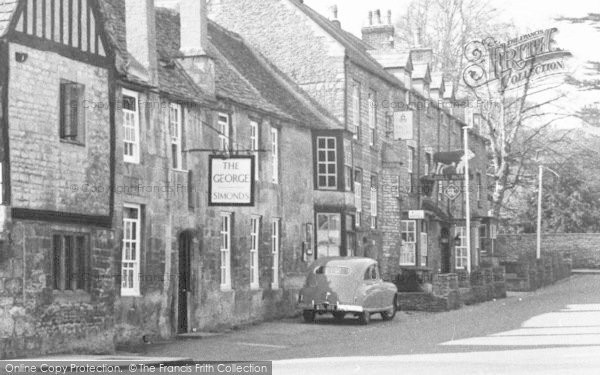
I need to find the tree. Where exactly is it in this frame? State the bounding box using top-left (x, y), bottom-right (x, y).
top-left (395, 0), bottom-right (574, 219)
top-left (517, 157), bottom-right (600, 233)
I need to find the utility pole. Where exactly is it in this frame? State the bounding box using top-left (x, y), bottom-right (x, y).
top-left (536, 165), bottom-right (559, 259)
top-left (464, 126), bottom-right (471, 273)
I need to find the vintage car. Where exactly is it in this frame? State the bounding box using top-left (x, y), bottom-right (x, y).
top-left (298, 257), bottom-right (398, 324)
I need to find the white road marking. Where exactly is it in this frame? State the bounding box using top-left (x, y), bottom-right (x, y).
top-left (441, 304), bottom-right (600, 347)
top-left (235, 342), bottom-right (288, 349)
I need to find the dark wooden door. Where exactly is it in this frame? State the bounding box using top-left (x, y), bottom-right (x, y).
top-left (178, 232), bottom-right (192, 334)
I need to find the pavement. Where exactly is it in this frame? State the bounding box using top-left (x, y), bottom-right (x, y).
top-left (7, 274), bottom-right (600, 374)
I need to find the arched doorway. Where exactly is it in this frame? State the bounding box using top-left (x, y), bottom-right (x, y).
top-left (178, 231), bottom-right (193, 333)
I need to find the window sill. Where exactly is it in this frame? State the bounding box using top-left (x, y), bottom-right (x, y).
top-left (172, 168), bottom-right (189, 173)
top-left (124, 160), bottom-right (140, 165)
top-left (60, 139), bottom-right (85, 147)
top-left (52, 289), bottom-right (91, 303)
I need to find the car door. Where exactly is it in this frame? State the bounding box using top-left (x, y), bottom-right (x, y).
top-left (363, 265), bottom-right (382, 310)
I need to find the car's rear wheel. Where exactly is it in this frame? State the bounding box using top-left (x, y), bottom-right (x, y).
top-left (333, 312), bottom-right (345, 321)
top-left (381, 296), bottom-right (397, 321)
top-left (303, 310), bottom-right (316, 323)
top-left (358, 311), bottom-right (371, 325)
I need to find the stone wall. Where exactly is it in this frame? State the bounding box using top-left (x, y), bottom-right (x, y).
top-left (1, 221), bottom-right (115, 359)
top-left (496, 233), bottom-right (600, 268)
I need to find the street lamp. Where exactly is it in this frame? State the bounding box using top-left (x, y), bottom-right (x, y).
top-left (536, 165), bottom-right (559, 259)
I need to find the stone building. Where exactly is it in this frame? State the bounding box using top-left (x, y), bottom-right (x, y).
top-left (0, 0), bottom-right (116, 358)
top-left (99, 0), bottom-right (342, 343)
top-left (209, 0), bottom-right (495, 280)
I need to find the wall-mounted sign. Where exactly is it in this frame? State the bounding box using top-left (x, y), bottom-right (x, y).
top-left (393, 111), bottom-right (414, 140)
top-left (444, 184), bottom-right (461, 201)
top-left (408, 210), bottom-right (425, 220)
top-left (209, 155), bottom-right (255, 206)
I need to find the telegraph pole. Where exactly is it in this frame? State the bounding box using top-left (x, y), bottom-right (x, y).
top-left (464, 126), bottom-right (471, 273)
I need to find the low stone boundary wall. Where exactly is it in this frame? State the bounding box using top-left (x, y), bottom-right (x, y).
top-left (502, 254), bottom-right (571, 292)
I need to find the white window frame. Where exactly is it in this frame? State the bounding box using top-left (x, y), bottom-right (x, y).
top-left (370, 176), bottom-right (378, 229)
top-left (400, 220), bottom-right (416, 266)
top-left (220, 213), bottom-right (232, 291)
top-left (122, 89), bottom-right (140, 164)
top-left (316, 136), bottom-right (337, 189)
top-left (368, 90), bottom-right (376, 146)
top-left (455, 226), bottom-right (468, 269)
top-left (250, 120), bottom-right (260, 181)
top-left (218, 113), bottom-right (230, 152)
top-left (421, 232), bottom-right (428, 267)
top-left (250, 216), bottom-right (261, 290)
top-left (476, 172), bottom-right (482, 201)
top-left (352, 82), bottom-right (360, 140)
top-left (271, 127), bottom-right (279, 184)
top-left (121, 204), bottom-right (141, 296)
top-left (407, 147), bottom-right (415, 173)
top-left (271, 219), bottom-right (280, 290)
top-left (169, 103), bottom-right (184, 170)
top-left (355, 169), bottom-right (362, 227)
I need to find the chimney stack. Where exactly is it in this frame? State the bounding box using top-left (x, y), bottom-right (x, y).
top-left (125, 0), bottom-right (158, 85)
top-left (177, 0), bottom-right (215, 98)
top-left (362, 9), bottom-right (395, 51)
top-left (180, 0), bottom-right (208, 56)
top-left (330, 5), bottom-right (341, 28)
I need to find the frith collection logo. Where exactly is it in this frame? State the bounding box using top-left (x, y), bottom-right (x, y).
top-left (463, 28), bottom-right (572, 91)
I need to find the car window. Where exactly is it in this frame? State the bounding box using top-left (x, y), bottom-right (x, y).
top-left (315, 266), bottom-right (350, 276)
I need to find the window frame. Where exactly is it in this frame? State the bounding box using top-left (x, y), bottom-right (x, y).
top-left (250, 120), bottom-right (260, 181)
top-left (316, 136), bottom-right (338, 190)
top-left (121, 203), bottom-right (141, 296)
top-left (122, 89), bottom-right (140, 164)
top-left (250, 216), bottom-right (261, 290)
top-left (218, 112), bottom-right (231, 152)
top-left (354, 168), bottom-right (363, 227)
top-left (370, 175), bottom-right (378, 229)
top-left (271, 127), bottom-right (280, 184)
top-left (220, 213), bottom-right (232, 291)
top-left (316, 212), bottom-right (342, 258)
top-left (400, 220), bottom-right (417, 266)
top-left (59, 80), bottom-right (86, 145)
top-left (352, 81), bottom-right (361, 141)
top-left (169, 103), bottom-right (184, 171)
top-left (368, 90), bottom-right (377, 146)
top-left (455, 226), bottom-right (468, 270)
top-left (271, 218), bottom-right (281, 290)
top-left (52, 233), bottom-right (90, 292)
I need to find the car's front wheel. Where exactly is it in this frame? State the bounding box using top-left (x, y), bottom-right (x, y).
top-left (333, 312), bottom-right (346, 321)
top-left (381, 296), bottom-right (397, 321)
top-left (358, 311), bottom-right (371, 325)
top-left (303, 310), bottom-right (316, 323)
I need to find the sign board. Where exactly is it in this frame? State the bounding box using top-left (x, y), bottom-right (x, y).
top-left (393, 111), bottom-right (413, 140)
top-left (408, 210), bottom-right (425, 220)
top-left (444, 184), bottom-right (461, 201)
top-left (209, 155), bottom-right (255, 206)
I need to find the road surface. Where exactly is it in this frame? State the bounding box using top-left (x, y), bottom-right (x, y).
top-left (142, 274), bottom-right (600, 374)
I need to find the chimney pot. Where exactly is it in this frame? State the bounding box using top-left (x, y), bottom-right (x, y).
top-left (375, 9), bottom-right (381, 24)
top-left (368, 11), bottom-right (373, 26)
top-left (387, 10), bottom-right (392, 25)
top-left (180, 0), bottom-right (208, 56)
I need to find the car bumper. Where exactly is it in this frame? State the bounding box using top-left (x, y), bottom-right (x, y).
top-left (298, 302), bottom-right (364, 313)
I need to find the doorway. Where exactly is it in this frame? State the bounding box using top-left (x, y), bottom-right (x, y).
top-left (178, 231), bottom-right (193, 334)
top-left (441, 228), bottom-right (451, 274)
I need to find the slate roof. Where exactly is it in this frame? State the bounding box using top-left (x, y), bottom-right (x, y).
top-left (98, 0), bottom-right (338, 128)
top-left (207, 20), bottom-right (340, 129)
top-left (0, 0), bottom-right (18, 38)
top-left (431, 73), bottom-right (445, 90)
top-left (412, 63), bottom-right (431, 82)
top-left (367, 49), bottom-right (413, 71)
top-left (290, 0), bottom-right (404, 88)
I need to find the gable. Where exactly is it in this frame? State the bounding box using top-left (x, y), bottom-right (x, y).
top-left (11, 0), bottom-right (108, 60)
